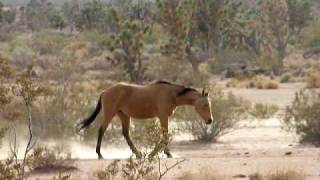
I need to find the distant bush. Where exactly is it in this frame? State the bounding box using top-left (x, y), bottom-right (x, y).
top-left (146, 55), bottom-right (209, 87)
top-left (31, 31), bottom-right (68, 55)
top-left (209, 48), bottom-right (255, 74)
top-left (226, 75), bottom-right (279, 89)
top-left (301, 18), bottom-right (320, 48)
top-left (181, 169), bottom-right (228, 180)
top-left (249, 170), bottom-right (305, 180)
top-left (280, 73), bottom-right (292, 83)
top-left (283, 89), bottom-right (320, 144)
top-left (177, 87), bottom-right (250, 141)
top-left (249, 103), bottom-right (279, 119)
top-left (306, 72), bottom-right (320, 88)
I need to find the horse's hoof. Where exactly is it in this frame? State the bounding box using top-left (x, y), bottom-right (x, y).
top-left (165, 152), bottom-right (173, 158)
top-left (166, 154), bottom-right (173, 158)
top-left (98, 154), bottom-right (104, 160)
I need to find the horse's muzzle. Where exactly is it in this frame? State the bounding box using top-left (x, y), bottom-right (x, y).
top-left (206, 118), bottom-right (213, 125)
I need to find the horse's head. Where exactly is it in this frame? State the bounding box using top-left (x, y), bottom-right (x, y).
top-left (194, 89), bottom-right (213, 125)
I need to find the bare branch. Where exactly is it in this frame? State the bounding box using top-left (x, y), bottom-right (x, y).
top-left (158, 157), bottom-right (186, 180)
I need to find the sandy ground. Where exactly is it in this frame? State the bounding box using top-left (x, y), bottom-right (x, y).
top-left (3, 83), bottom-right (320, 179)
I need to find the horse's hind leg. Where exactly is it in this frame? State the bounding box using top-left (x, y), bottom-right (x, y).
top-left (118, 112), bottom-right (142, 158)
top-left (96, 109), bottom-right (115, 159)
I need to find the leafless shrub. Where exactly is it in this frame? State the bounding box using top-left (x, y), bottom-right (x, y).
top-left (95, 160), bottom-right (120, 180)
top-left (95, 156), bottom-right (185, 180)
top-left (27, 146), bottom-right (76, 174)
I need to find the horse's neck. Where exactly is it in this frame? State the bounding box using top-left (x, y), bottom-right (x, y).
top-left (174, 91), bottom-right (197, 106)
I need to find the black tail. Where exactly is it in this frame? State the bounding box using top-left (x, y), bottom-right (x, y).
top-left (78, 95), bottom-right (102, 130)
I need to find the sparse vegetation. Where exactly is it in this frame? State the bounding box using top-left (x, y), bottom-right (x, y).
top-left (181, 170), bottom-right (229, 180)
top-left (227, 75), bottom-right (279, 89)
top-left (249, 103), bottom-right (279, 119)
top-left (249, 170), bottom-right (305, 180)
top-left (283, 89), bottom-right (320, 144)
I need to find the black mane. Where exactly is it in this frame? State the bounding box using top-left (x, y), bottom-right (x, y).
top-left (152, 80), bottom-right (197, 96)
top-left (177, 87), bottom-right (197, 96)
top-left (153, 80), bottom-right (172, 85)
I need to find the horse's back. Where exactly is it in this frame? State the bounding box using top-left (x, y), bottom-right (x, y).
top-left (101, 82), bottom-right (173, 119)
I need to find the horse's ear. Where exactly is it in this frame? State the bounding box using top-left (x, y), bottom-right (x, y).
top-left (202, 88), bottom-right (209, 97)
top-left (202, 88), bottom-right (210, 97)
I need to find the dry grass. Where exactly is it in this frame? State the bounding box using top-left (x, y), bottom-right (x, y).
top-left (249, 103), bottom-right (279, 119)
top-left (181, 170), bottom-right (230, 180)
top-left (226, 75), bottom-right (279, 89)
top-left (249, 170), bottom-right (305, 180)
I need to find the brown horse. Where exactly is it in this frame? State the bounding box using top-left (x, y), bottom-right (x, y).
top-left (78, 81), bottom-right (213, 159)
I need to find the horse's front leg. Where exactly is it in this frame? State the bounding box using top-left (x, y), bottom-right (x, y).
top-left (149, 117), bottom-right (173, 158)
top-left (118, 112), bottom-right (142, 158)
top-left (160, 119), bottom-right (173, 158)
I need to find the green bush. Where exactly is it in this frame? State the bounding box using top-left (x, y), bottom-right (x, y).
top-left (283, 89), bottom-right (320, 144)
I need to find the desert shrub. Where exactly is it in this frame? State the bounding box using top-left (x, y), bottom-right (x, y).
top-left (301, 18), bottom-right (320, 48)
top-left (227, 75), bottom-right (279, 89)
top-left (31, 31), bottom-right (68, 55)
top-left (181, 170), bottom-right (229, 180)
top-left (51, 173), bottom-right (71, 180)
top-left (306, 72), bottom-right (320, 88)
top-left (209, 48), bottom-right (255, 74)
top-left (249, 103), bottom-right (279, 119)
top-left (27, 146), bottom-right (76, 173)
top-left (266, 170), bottom-right (305, 180)
top-left (251, 76), bottom-right (279, 89)
top-left (0, 157), bottom-right (21, 180)
top-left (95, 160), bottom-right (121, 180)
top-left (283, 89), bottom-right (320, 144)
top-left (280, 73), bottom-right (292, 83)
top-left (177, 87), bottom-right (250, 141)
top-left (256, 53), bottom-right (279, 74)
top-left (95, 156), bottom-right (156, 180)
top-left (249, 173), bottom-right (263, 180)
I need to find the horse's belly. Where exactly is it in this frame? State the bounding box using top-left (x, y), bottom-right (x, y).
top-left (121, 104), bottom-right (156, 119)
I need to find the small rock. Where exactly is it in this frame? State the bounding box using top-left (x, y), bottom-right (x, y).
top-left (285, 151), bottom-right (292, 156)
top-left (233, 174), bottom-right (246, 178)
top-left (244, 152), bottom-right (250, 155)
